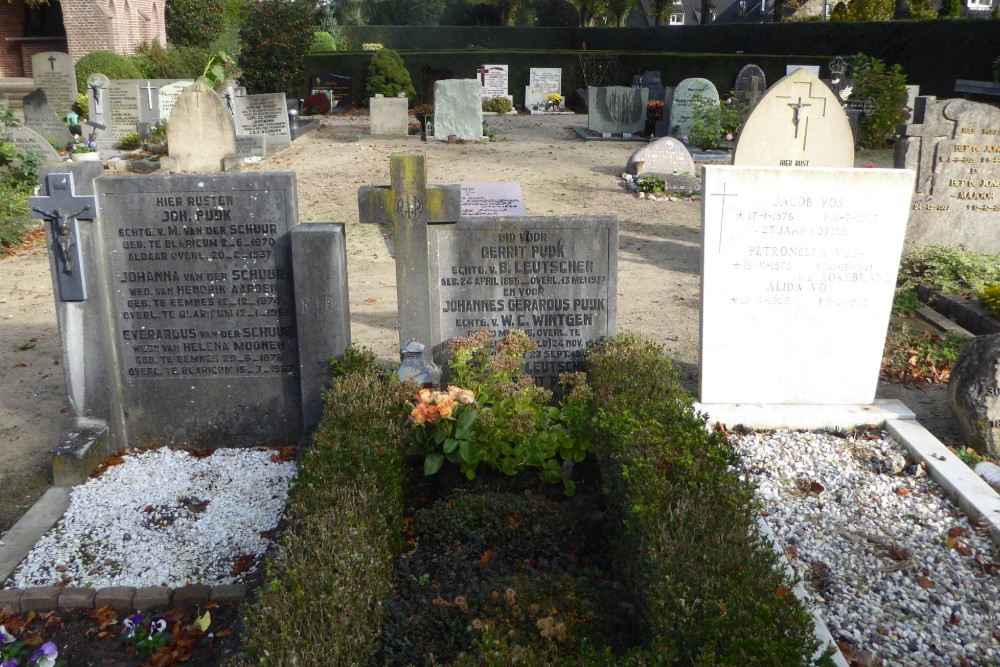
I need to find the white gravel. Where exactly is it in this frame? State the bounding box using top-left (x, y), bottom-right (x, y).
top-left (731, 429), bottom-right (1000, 666)
top-left (5, 448), bottom-right (296, 589)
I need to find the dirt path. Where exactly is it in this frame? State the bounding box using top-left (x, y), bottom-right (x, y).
top-left (0, 112), bottom-right (963, 535)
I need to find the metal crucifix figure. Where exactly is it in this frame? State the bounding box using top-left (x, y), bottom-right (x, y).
top-left (29, 173), bottom-right (99, 302)
top-left (31, 205), bottom-right (90, 275)
top-left (787, 97), bottom-right (812, 138)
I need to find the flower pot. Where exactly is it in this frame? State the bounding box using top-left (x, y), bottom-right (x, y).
top-left (70, 152), bottom-right (100, 162)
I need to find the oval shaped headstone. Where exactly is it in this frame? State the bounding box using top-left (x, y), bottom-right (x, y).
top-left (670, 78), bottom-right (720, 141)
top-left (164, 79), bottom-right (237, 172)
top-left (734, 64), bottom-right (766, 107)
top-left (625, 137), bottom-right (695, 177)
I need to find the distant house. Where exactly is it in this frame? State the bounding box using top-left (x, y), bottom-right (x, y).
top-left (0, 0), bottom-right (166, 78)
top-left (627, 0), bottom-right (993, 24)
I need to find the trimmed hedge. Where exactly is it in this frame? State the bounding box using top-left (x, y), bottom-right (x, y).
top-left (586, 334), bottom-right (832, 665)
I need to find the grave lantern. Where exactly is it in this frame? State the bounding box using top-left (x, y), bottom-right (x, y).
top-left (395, 340), bottom-right (441, 388)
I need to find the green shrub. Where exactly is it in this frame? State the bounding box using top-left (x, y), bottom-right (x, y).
top-left (635, 175), bottom-right (665, 193)
top-left (891, 287), bottom-right (922, 316)
top-left (686, 92), bottom-right (743, 150)
top-left (586, 334), bottom-right (830, 665)
top-left (235, 348), bottom-right (409, 665)
top-left (0, 110), bottom-right (42, 257)
top-left (238, 0), bottom-right (314, 96)
top-left (117, 132), bottom-right (141, 150)
top-left (73, 93), bottom-right (89, 119)
top-left (898, 244), bottom-right (1000, 297)
top-left (132, 41), bottom-right (210, 80)
top-left (482, 96), bottom-right (513, 113)
top-left (850, 53), bottom-right (908, 149)
top-left (310, 31), bottom-right (339, 53)
top-left (364, 48), bottom-right (416, 106)
top-left (979, 285), bottom-right (1000, 318)
top-left (75, 51), bottom-right (143, 92)
top-left (166, 0), bottom-right (227, 48)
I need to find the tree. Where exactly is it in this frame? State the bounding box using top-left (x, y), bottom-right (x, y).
top-left (937, 0), bottom-right (961, 17)
top-left (238, 0), bottom-right (316, 96)
top-left (699, 0), bottom-right (713, 23)
top-left (570, 0), bottom-right (608, 25)
top-left (364, 0), bottom-right (445, 24)
top-left (536, 0), bottom-right (581, 25)
top-left (651, 0), bottom-right (676, 24)
top-left (166, 0), bottom-right (227, 48)
top-left (606, 0), bottom-right (635, 25)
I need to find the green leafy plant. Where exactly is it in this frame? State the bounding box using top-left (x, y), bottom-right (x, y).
top-left (686, 92), bottom-right (743, 150)
top-left (482, 120), bottom-right (495, 141)
top-left (364, 48), bottom-right (416, 107)
top-left (881, 322), bottom-right (969, 385)
top-left (891, 287), bottom-right (922, 316)
top-left (979, 284), bottom-right (1000, 318)
top-left (117, 132), bottom-right (141, 150)
top-left (1, 626), bottom-right (66, 666)
top-left (850, 53), bottom-right (908, 149)
top-left (238, 0), bottom-right (314, 96)
top-left (165, 0), bottom-right (227, 48)
top-left (310, 31), bottom-right (339, 53)
top-left (407, 385), bottom-right (479, 475)
top-left (898, 244), bottom-right (1000, 297)
top-left (74, 92), bottom-right (89, 119)
top-left (75, 51), bottom-right (143, 92)
top-left (635, 175), bottom-right (666, 194)
top-left (119, 613), bottom-right (172, 659)
top-left (132, 41), bottom-right (212, 81)
top-left (197, 51), bottom-right (233, 91)
top-left (482, 96), bottom-right (513, 114)
top-left (0, 109), bottom-right (42, 257)
top-left (438, 330), bottom-right (594, 494)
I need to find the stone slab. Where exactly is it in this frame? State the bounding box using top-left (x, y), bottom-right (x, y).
top-left (95, 587), bottom-right (136, 612)
top-left (370, 96), bottom-right (410, 136)
top-left (20, 587), bottom-right (60, 612)
top-left (31, 52), bottom-right (77, 117)
top-left (699, 166), bottom-right (915, 405)
top-left (694, 399), bottom-right (916, 430)
top-left (107, 80), bottom-right (140, 144)
top-left (163, 80), bottom-right (238, 172)
top-left (669, 78), bottom-right (719, 141)
top-left (0, 487), bottom-right (70, 584)
top-left (23, 88), bottom-right (73, 147)
top-left (0, 122), bottom-right (61, 161)
top-left (95, 172), bottom-right (302, 447)
top-left (236, 134), bottom-right (267, 158)
top-left (433, 79), bottom-right (484, 141)
top-left (172, 584), bottom-right (212, 606)
top-left (210, 583), bottom-right (247, 603)
top-left (632, 71), bottom-right (665, 102)
top-left (625, 137), bottom-right (696, 177)
top-left (460, 183), bottom-right (525, 217)
top-left (588, 86), bottom-right (648, 135)
top-left (132, 586), bottom-right (172, 610)
top-left (734, 68), bottom-right (854, 169)
top-left (232, 93), bottom-right (291, 147)
top-left (58, 587), bottom-right (98, 609)
top-left (734, 63), bottom-right (767, 107)
top-left (157, 80), bottom-right (194, 123)
top-left (527, 68), bottom-right (562, 109)
top-left (309, 72), bottom-right (352, 108)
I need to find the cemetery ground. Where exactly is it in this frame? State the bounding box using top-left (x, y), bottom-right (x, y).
top-left (0, 112), bottom-right (982, 663)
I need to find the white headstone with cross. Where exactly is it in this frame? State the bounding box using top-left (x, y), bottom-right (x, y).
top-left (733, 68), bottom-right (854, 168)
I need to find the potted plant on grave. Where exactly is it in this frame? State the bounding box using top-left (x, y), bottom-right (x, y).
top-left (545, 93), bottom-right (564, 112)
top-left (69, 139), bottom-right (99, 162)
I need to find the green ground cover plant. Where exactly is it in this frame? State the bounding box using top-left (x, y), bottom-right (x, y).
top-left (897, 244), bottom-right (1000, 298)
top-left (0, 109), bottom-right (42, 257)
top-left (881, 323), bottom-right (968, 385)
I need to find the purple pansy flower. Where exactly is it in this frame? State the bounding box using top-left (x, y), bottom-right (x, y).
top-left (29, 642), bottom-right (57, 667)
top-left (2, 659), bottom-right (20, 667)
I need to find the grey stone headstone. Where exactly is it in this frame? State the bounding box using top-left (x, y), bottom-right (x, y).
top-left (429, 216), bottom-right (618, 390)
top-left (232, 93), bottom-right (291, 148)
top-left (625, 137), bottom-right (696, 177)
top-left (670, 78), bottom-right (720, 141)
top-left (107, 81), bottom-right (140, 144)
top-left (896, 97), bottom-right (999, 254)
top-left (96, 172), bottom-right (303, 447)
top-left (23, 88), bottom-right (74, 147)
top-left (0, 122), bottom-right (61, 161)
top-left (734, 64), bottom-right (766, 106)
top-left (588, 86), bottom-right (648, 135)
top-left (527, 68), bottom-right (561, 109)
top-left (433, 79), bottom-right (484, 141)
top-left (158, 80), bottom-right (194, 122)
top-left (116, 79), bottom-right (184, 124)
top-left (85, 74), bottom-right (110, 129)
top-left (634, 71), bottom-right (665, 102)
top-left (31, 52), bottom-right (78, 118)
top-left (162, 80), bottom-right (238, 172)
top-left (370, 96), bottom-right (409, 136)
top-left (236, 134), bottom-right (267, 158)
top-left (460, 183), bottom-right (525, 217)
top-left (948, 334), bottom-right (1000, 458)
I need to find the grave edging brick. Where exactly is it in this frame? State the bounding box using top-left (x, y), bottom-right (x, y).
top-left (0, 582), bottom-right (247, 614)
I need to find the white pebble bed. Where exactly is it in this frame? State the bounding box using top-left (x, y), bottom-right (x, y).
top-left (731, 429), bottom-right (1000, 666)
top-left (5, 448), bottom-right (296, 589)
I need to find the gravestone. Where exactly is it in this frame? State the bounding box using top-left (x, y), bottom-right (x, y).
top-left (370, 95), bottom-right (410, 136)
top-left (433, 80), bottom-right (484, 141)
top-left (23, 88), bottom-right (74, 147)
top-left (232, 93), bottom-right (292, 148)
top-left (158, 80), bottom-right (194, 122)
top-left (625, 137), bottom-right (695, 177)
top-left (0, 123), bottom-right (61, 162)
top-left (947, 334), bottom-right (1000, 458)
top-left (526, 68), bottom-right (562, 109)
top-left (236, 134), bottom-right (267, 158)
top-left (358, 154), bottom-right (618, 390)
top-left (588, 86), bottom-right (648, 135)
top-left (734, 64), bottom-right (766, 108)
top-left (478, 64), bottom-right (509, 100)
top-left (31, 52), bottom-right (78, 118)
top-left (632, 71), bottom-right (665, 102)
top-left (461, 183), bottom-right (525, 216)
top-left (161, 80), bottom-right (239, 172)
top-left (733, 69), bottom-right (854, 168)
top-left (670, 78), bottom-right (720, 140)
top-left (106, 81), bottom-right (140, 145)
top-left (786, 65), bottom-right (820, 77)
top-left (32, 166), bottom-right (351, 460)
top-left (894, 97), bottom-right (999, 254)
top-left (119, 79), bottom-right (186, 125)
top-left (699, 166), bottom-right (916, 404)
top-left (85, 74), bottom-right (110, 131)
top-left (309, 72), bottom-right (352, 109)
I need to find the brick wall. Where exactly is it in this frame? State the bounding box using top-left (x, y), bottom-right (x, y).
top-left (0, 1), bottom-right (26, 77)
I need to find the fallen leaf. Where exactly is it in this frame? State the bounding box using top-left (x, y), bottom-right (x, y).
top-left (785, 545), bottom-right (798, 560)
top-left (917, 575), bottom-right (934, 589)
top-left (947, 527), bottom-right (970, 539)
top-left (888, 547), bottom-right (910, 562)
top-left (895, 487), bottom-right (910, 496)
top-left (476, 550), bottom-right (493, 567)
top-left (13, 363), bottom-right (26, 368)
top-left (215, 628), bottom-right (231, 638)
top-left (957, 545), bottom-right (973, 557)
top-left (810, 481), bottom-right (825, 494)
top-left (231, 554), bottom-right (255, 576)
top-left (949, 612), bottom-right (961, 626)
top-left (204, 601), bottom-right (219, 610)
top-left (59, 407), bottom-right (69, 414)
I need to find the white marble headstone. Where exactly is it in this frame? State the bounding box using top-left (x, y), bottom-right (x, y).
top-left (699, 166), bottom-right (916, 405)
top-left (460, 183), bottom-right (525, 217)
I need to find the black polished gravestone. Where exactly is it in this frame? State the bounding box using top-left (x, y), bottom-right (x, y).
top-left (309, 72), bottom-right (353, 110)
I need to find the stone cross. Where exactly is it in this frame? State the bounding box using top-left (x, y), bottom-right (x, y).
top-left (357, 153), bottom-right (460, 353)
top-left (749, 76), bottom-right (763, 109)
top-left (47, 55), bottom-right (57, 71)
top-left (775, 83), bottom-right (826, 152)
top-left (29, 173), bottom-right (98, 301)
top-left (141, 81), bottom-right (158, 110)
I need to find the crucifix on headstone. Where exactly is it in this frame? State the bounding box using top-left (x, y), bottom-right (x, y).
top-left (774, 83), bottom-right (826, 153)
top-left (48, 55), bottom-right (57, 71)
top-left (88, 81), bottom-right (105, 113)
top-left (357, 153), bottom-right (460, 355)
top-left (141, 81), bottom-right (158, 110)
top-left (29, 173), bottom-right (98, 301)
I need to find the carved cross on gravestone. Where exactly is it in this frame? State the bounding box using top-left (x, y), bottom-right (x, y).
top-left (29, 173), bottom-right (98, 301)
top-left (47, 55), bottom-right (57, 71)
top-left (774, 83), bottom-right (827, 153)
top-left (141, 81), bottom-right (158, 110)
top-left (357, 153), bottom-right (460, 354)
top-left (710, 183), bottom-right (739, 252)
